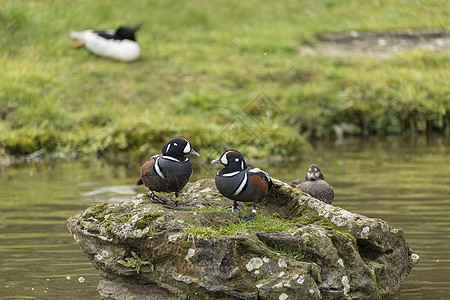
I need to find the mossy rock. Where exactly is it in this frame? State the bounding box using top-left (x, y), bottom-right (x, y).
top-left (67, 179), bottom-right (418, 299)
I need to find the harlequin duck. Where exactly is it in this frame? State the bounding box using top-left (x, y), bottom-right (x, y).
top-left (68, 25), bottom-right (141, 61)
top-left (137, 137), bottom-right (199, 206)
top-left (211, 150), bottom-right (272, 222)
top-left (291, 164), bottom-right (334, 204)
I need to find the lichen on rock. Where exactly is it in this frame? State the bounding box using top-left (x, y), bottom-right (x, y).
top-left (67, 178), bottom-right (418, 299)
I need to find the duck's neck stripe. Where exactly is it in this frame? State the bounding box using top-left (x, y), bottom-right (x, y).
top-left (162, 155), bottom-right (183, 163)
top-left (223, 171), bottom-right (240, 177)
top-left (232, 173), bottom-right (248, 196)
top-left (154, 157), bottom-right (165, 178)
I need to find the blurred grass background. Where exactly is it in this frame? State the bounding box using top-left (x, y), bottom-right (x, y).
top-left (0, 0), bottom-right (449, 158)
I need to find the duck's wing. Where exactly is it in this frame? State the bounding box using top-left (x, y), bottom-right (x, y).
top-left (93, 29), bottom-right (116, 39)
top-left (291, 178), bottom-right (306, 188)
top-left (248, 166), bottom-right (273, 190)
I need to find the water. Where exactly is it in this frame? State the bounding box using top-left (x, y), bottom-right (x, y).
top-left (0, 136), bottom-right (449, 299)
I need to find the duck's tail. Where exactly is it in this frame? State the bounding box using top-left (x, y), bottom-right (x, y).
top-left (67, 30), bottom-right (91, 41)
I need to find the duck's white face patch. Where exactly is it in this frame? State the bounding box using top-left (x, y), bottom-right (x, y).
top-left (220, 153), bottom-right (229, 165)
top-left (315, 171), bottom-right (320, 178)
top-left (183, 141), bottom-right (191, 154)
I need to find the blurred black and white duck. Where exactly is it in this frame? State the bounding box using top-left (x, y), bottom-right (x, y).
top-left (68, 25), bottom-right (141, 61)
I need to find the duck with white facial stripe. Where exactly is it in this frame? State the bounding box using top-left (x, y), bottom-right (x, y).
top-left (291, 164), bottom-right (334, 204)
top-left (211, 150), bottom-right (273, 222)
top-left (137, 137), bottom-right (199, 206)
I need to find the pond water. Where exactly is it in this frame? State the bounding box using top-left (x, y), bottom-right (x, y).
top-left (1, 136), bottom-right (449, 299)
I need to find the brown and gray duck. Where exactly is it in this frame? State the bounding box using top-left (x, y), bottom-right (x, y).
top-left (291, 164), bottom-right (334, 204)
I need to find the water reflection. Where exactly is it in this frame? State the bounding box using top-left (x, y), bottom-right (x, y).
top-left (0, 136), bottom-right (449, 299)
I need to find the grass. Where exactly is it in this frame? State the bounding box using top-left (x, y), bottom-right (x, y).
top-left (183, 213), bottom-right (294, 237)
top-left (183, 206), bottom-right (307, 260)
top-left (1, 0), bottom-right (449, 158)
top-left (261, 240), bottom-right (306, 261)
top-left (118, 250), bottom-right (154, 274)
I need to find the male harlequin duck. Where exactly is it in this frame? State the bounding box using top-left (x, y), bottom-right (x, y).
top-left (68, 25), bottom-right (141, 61)
top-left (211, 150), bottom-right (273, 222)
top-left (291, 164), bottom-right (334, 204)
top-left (137, 137), bottom-right (199, 206)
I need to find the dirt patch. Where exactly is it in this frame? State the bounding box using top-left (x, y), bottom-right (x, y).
top-left (300, 29), bottom-right (449, 57)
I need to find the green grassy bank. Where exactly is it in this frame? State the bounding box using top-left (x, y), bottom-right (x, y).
top-left (1, 0), bottom-right (449, 158)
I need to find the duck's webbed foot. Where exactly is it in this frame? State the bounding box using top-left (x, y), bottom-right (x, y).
top-left (226, 201), bottom-right (241, 213)
top-left (240, 213), bottom-right (256, 222)
top-left (148, 190), bottom-right (167, 204)
top-left (239, 205), bottom-right (257, 222)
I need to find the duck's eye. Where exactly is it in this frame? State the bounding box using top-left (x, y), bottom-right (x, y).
top-left (235, 158), bottom-right (240, 162)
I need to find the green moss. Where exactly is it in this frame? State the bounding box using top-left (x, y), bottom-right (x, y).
top-left (320, 221), bottom-right (358, 246)
top-left (180, 241), bottom-right (193, 248)
top-left (288, 198), bottom-right (302, 215)
top-left (106, 224), bottom-right (114, 233)
top-left (341, 231), bottom-right (358, 247)
top-left (93, 203), bottom-right (109, 213)
top-left (134, 220), bottom-right (147, 230)
top-left (117, 214), bottom-right (132, 223)
top-left (83, 202), bottom-right (109, 221)
top-left (320, 221), bottom-right (340, 230)
top-left (301, 216), bottom-right (322, 225)
top-left (134, 212), bottom-right (164, 230)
